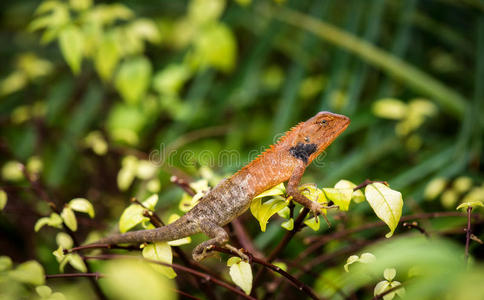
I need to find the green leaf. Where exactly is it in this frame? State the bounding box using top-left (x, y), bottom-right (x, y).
top-left (115, 56), bottom-right (152, 104)
top-left (344, 252), bottom-right (376, 272)
top-left (228, 258), bottom-right (252, 295)
top-left (142, 242), bottom-right (177, 279)
top-left (35, 213), bottom-right (63, 232)
top-left (424, 177), bottom-right (448, 201)
top-left (9, 260), bottom-right (45, 285)
top-left (53, 246), bottom-right (65, 262)
top-left (56, 232), bottom-right (73, 249)
top-left (69, 0), bottom-right (92, 11)
top-left (334, 179), bottom-right (365, 203)
top-left (68, 254), bottom-right (87, 272)
top-left (0, 189), bottom-right (7, 210)
top-left (304, 217), bottom-right (320, 231)
top-left (277, 206), bottom-right (291, 219)
top-left (372, 98), bottom-right (408, 120)
top-left (69, 198), bottom-right (95, 218)
top-left (250, 196), bottom-right (288, 232)
top-left (61, 207), bottom-right (77, 231)
top-left (456, 201), bottom-right (484, 211)
top-left (299, 183), bottom-right (325, 202)
top-left (194, 23), bottom-right (237, 73)
top-left (322, 188), bottom-right (353, 211)
top-left (136, 160), bottom-right (157, 180)
top-left (59, 25), bottom-right (84, 74)
top-left (95, 33), bottom-right (120, 81)
top-left (254, 183), bottom-right (286, 199)
top-left (365, 183), bottom-right (403, 238)
top-left (189, 0), bottom-right (226, 24)
top-left (119, 204), bottom-right (146, 233)
top-left (1, 161), bottom-right (24, 181)
top-left (344, 255), bottom-right (359, 272)
top-left (281, 218), bottom-right (294, 231)
top-left (0, 256), bottom-right (13, 271)
top-left (153, 64), bottom-right (191, 96)
top-left (36, 285), bottom-right (52, 298)
top-left (374, 281), bottom-right (390, 297)
top-left (384, 268), bottom-right (396, 281)
top-left (101, 259), bottom-right (175, 300)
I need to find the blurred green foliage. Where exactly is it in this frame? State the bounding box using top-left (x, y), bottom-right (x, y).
top-left (0, 0), bottom-right (483, 299)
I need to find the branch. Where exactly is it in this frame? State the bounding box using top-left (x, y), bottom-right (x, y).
top-left (82, 254), bottom-right (256, 300)
top-left (170, 175), bottom-right (196, 196)
top-left (46, 272), bottom-right (104, 280)
top-left (353, 179), bottom-right (388, 191)
top-left (212, 246), bottom-right (322, 300)
top-left (299, 211), bottom-right (478, 261)
top-left (403, 221), bottom-right (429, 238)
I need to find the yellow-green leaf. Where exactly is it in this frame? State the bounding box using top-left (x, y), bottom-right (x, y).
top-left (456, 201), bottom-right (484, 211)
top-left (365, 183), bottom-right (403, 238)
top-left (68, 254), bottom-right (87, 272)
top-left (0, 256), bottom-right (13, 271)
top-left (136, 160), bottom-right (157, 180)
top-left (228, 258), bottom-right (252, 295)
top-left (424, 177), bottom-right (448, 200)
top-left (59, 25), bottom-right (84, 74)
top-left (152, 64), bottom-right (191, 96)
top-left (95, 33), bottom-right (120, 81)
top-left (189, 0), bottom-right (225, 24)
top-left (373, 98), bottom-right (408, 120)
top-left (0, 189), bottom-right (7, 210)
top-left (281, 218), bottom-right (294, 231)
top-left (142, 242), bottom-right (177, 279)
top-left (299, 183), bottom-right (325, 203)
top-left (117, 167), bottom-right (136, 191)
top-left (119, 204), bottom-right (146, 233)
top-left (101, 259), bottom-right (176, 300)
top-left (142, 194), bottom-right (158, 211)
top-left (9, 260), bottom-right (45, 285)
top-left (344, 255), bottom-right (359, 272)
top-left (254, 183), bottom-right (286, 199)
top-left (35, 213), bottom-right (63, 232)
top-left (115, 56), bottom-right (152, 104)
top-left (304, 217), bottom-right (320, 231)
top-left (61, 207), bottom-right (77, 231)
top-left (56, 232), bottom-right (73, 249)
top-left (250, 196), bottom-right (288, 232)
top-left (1, 160), bottom-right (24, 181)
top-left (194, 23), bottom-right (237, 73)
top-left (69, 198), bottom-right (95, 218)
top-left (384, 268), bottom-right (396, 281)
top-left (322, 188), bottom-right (353, 211)
top-left (334, 179), bottom-right (365, 203)
top-left (36, 285), bottom-right (52, 298)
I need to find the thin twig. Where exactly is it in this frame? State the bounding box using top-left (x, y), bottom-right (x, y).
top-left (46, 272), bottom-right (104, 280)
top-left (465, 206), bottom-right (473, 263)
top-left (170, 175), bottom-right (197, 196)
top-left (403, 221), bottom-right (429, 237)
top-left (82, 254), bottom-right (256, 300)
top-left (353, 179), bottom-right (388, 191)
top-left (212, 246), bottom-right (322, 300)
top-left (231, 218), bottom-right (265, 259)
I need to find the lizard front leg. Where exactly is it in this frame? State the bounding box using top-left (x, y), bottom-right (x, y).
top-left (287, 160), bottom-right (335, 223)
top-left (192, 220), bottom-right (248, 261)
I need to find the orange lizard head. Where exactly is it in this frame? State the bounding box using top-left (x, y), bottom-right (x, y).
top-left (288, 111), bottom-right (350, 164)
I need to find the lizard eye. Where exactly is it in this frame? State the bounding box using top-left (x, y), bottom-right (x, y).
top-left (304, 136), bottom-right (310, 142)
top-left (319, 120), bottom-right (327, 126)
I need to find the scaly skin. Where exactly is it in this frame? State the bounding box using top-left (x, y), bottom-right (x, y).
top-left (93, 111), bottom-right (350, 261)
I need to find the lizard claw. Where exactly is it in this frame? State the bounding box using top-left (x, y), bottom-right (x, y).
top-left (309, 202), bottom-right (338, 227)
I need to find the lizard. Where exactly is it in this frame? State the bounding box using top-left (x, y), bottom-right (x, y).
top-left (92, 111), bottom-right (350, 261)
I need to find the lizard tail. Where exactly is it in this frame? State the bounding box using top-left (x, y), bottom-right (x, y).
top-left (93, 216), bottom-right (200, 246)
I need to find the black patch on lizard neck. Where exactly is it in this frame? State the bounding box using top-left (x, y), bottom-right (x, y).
top-left (289, 142), bottom-right (317, 163)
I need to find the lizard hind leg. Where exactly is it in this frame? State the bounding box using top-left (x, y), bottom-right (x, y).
top-left (192, 221), bottom-right (248, 262)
